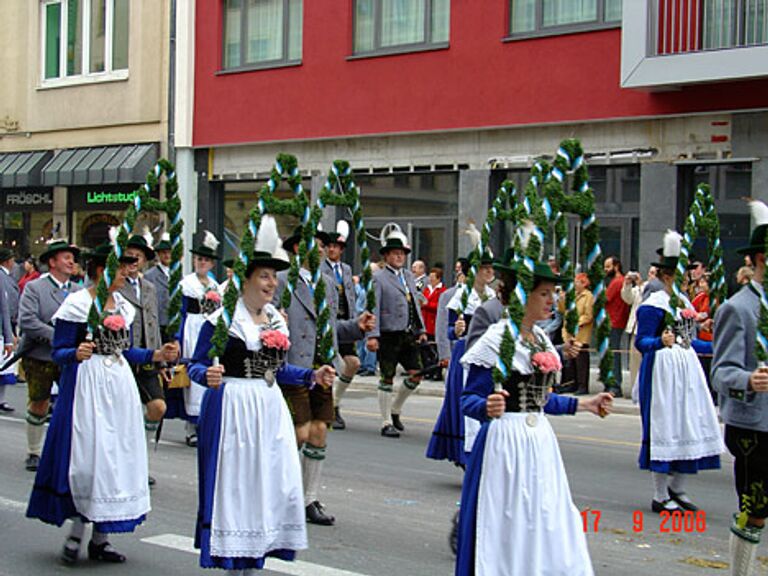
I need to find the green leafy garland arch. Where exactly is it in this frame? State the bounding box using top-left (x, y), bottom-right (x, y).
top-left (88, 160), bottom-right (183, 337)
top-left (541, 139), bottom-right (613, 387)
top-left (210, 153), bottom-right (308, 357)
top-left (299, 160), bottom-right (377, 363)
top-left (668, 183), bottom-right (727, 323)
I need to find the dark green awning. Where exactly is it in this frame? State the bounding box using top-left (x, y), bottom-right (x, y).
top-left (41, 143), bottom-right (158, 187)
top-left (0, 150), bottom-right (53, 188)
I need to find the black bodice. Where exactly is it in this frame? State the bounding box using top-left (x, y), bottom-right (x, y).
top-left (501, 371), bottom-right (551, 413)
top-left (221, 336), bottom-right (286, 380)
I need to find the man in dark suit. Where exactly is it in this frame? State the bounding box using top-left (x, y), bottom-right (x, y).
top-left (19, 240), bottom-right (82, 471)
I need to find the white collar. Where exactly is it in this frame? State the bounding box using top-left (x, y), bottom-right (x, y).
top-left (206, 300), bottom-right (288, 351)
top-left (460, 319), bottom-right (554, 375)
top-left (158, 263), bottom-right (170, 276)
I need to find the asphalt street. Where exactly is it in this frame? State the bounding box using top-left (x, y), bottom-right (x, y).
top-left (0, 381), bottom-right (762, 575)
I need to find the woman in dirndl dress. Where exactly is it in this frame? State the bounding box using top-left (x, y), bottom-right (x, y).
top-left (635, 231), bottom-right (723, 513)
top-left (26, 244), bottom-right (179, 564)
top-left (455, 263), bottom-right (612, 576)
top-left (188, 225), bottom-right (336, 574)
top-left (427, 253), bottom-right (495, 467)
top-left (165, 231), bottom-right (222, 446)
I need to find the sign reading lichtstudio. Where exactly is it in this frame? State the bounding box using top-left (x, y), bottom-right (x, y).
top-left (86, 190), bottom-right (139, 205)
top-left (69, 186), bottom-right (157, 211)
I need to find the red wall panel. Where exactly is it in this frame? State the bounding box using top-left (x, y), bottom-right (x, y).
top-left (193, 1), bottom-right (768, 147)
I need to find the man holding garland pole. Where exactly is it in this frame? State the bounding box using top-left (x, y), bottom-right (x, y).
top-left (712, 199), bottom-right (768, 576)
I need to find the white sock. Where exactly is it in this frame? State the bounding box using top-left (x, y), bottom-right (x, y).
top-left (334, 377), bottom-right (352, 408)
top-left (185, 421), bottom-right (196, 436)
top-left (377, 385), bottom-right (393, 426)
top-left (669, 472), bottom-right (687, 496)
top-left (653, 472), bottom-right (670, 502)
top-left (302, 443), bottom-right (326, 506)
top-left (26, 419), bottom-right (46, 456)
top-left (66, 518), bottom-right (86, 550)
top-left (731, 530), bottom-right (760, 576)
top-left (391, 382), bottom-right (416, 414)
top-left (91, 530), bottom-right (109, 546)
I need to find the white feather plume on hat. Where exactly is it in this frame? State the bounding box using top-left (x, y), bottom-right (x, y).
top-left (46, 237), bottom-right (69, 245)
top-left (202, 230), bottom-right (219, 251)
top-left (160, 232), bottom-right (170, 243)
top-left (517, 220), bottom-right (542, 259)
top-left (662, 229), bottom-right (682, 258)
top-left (255, 215), bottom-right (280, 256)
top-left (749, 199), bottom-right (768, 228)
top-left (108, 226), bottom-right (119, 247)
top-left (141, 226), bottom-right (154, 249)
top-left (336, 220), bottom-right (350, 242)
top-left (465, 220), bottom-right (481, 250)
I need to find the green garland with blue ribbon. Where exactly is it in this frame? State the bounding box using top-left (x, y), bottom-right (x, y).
top-left (669, 183), bottom-right (727, 326)
top-left (542, 139), bottom-right (612, 387)
top-left (87, 160), bottom-right (182, 336)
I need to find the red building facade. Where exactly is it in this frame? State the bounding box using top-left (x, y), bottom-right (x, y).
top-left (192, 0), bottom-right (768, 279)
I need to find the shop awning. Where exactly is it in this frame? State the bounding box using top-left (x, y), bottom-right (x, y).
top-left (41, 143), bottom-right (158, 187)
top-left (0, 150), bottom-right (53, 188)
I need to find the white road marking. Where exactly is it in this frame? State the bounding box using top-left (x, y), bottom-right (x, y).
top-left (0, 496), bottom-right (27, 512)
top-left (141, 533), bottom-right (373, 576)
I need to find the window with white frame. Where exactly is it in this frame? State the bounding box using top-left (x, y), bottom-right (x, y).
top-left (353, 0), bottom-right (450, 55)
top-left (223, 0), bottom-right (303, 70)
top-left (509, 0), bottom-right (622, 37)
top-left (41, 0), bottom-right (129, 82)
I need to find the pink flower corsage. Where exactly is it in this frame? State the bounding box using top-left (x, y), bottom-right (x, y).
top-left (680, 308), bottom-right (697, 320)
top-left (261, 329), bottom-right (291, 351)
top-left (204, 290), bottom-right (222, 303)
top-left (103, 314), bottom-right (126, 332)
top-left (531, 351), bottom-right (562, 374)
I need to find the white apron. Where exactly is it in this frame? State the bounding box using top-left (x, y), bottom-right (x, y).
top-left (181, 273), bottom-right (220, 418)
top-left (69, 354), bottom-right (150, 522)
top-left (650, 345), bottom-right (724, 461)
top-left (642, 291), bottom-right (724, 462)
top-left (210, 377), bottom-right (307, 557)
top-left (476, 413), bottom-right (593, 576)
top-left (183, 312), bottom-right (207, 417)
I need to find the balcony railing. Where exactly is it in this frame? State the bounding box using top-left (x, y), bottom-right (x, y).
top-left (652, 0), bottom-right (767, 55)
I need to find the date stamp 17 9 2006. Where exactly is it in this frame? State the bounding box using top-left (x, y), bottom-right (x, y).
top-left (581, 510), bottom-right (707, 534)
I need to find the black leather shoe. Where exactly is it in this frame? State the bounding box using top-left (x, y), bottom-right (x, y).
top-left (651, 499), bottom-right (680, 514)
top-left (60, 537), bottom-right (81, 565)
top-left (148, 476), bottom-right (156, 488)
top-left (185, 434), bottom-right (197, 448)
top-left (88, 540), bottom-right (126, 563)
top-left (391, 414), bottom-right (404, 431)
top-left (381, 424), bottom-right (400, 438)
top-left (668, 489), bottom-right (699, 511)
top-left (25, 454), bottom-right (40, 472)
top-left (0, 402), bottom-right (14, 413)
top-left (449, 510), bottom-right (459, 556)
top-left (306, 501), bottom-right (335, 526)
top-left (332, 407), bottom-right (346, 430)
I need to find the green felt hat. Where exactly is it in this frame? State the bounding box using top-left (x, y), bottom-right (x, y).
top-left (126, 234), bottom-right (155, 261)
top-left (190, 230), bottom-right (220, 260)
top-left (39, 240), bottom-right (81, 264)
